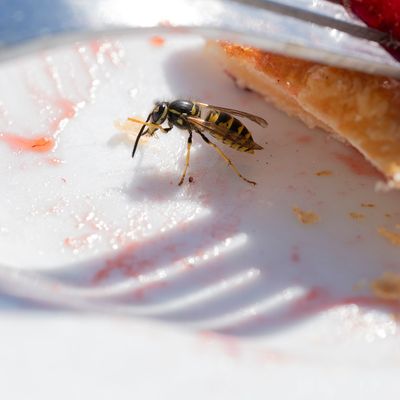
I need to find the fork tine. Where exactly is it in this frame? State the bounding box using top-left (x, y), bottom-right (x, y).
top-left (234, 0), bottom-right (392, 45)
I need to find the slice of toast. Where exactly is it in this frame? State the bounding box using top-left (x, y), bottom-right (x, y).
top-left (208, 41), bottom-right (400, 189)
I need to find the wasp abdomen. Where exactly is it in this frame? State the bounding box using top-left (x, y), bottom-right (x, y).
top-left (205, 111), bottom-right (261, 153)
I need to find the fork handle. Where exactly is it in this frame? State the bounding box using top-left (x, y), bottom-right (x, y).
top-left (0, 0), bottom-right (399, 76)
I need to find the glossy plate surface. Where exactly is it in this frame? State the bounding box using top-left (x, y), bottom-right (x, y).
top-left (0, 34), bottom-right (399, 398)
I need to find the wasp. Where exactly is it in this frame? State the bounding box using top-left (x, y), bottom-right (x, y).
top-left (129, 100), bottom-right (267, 185)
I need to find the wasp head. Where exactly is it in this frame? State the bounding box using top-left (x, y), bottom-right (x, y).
top-left (151, 101), bottom-right (169, 126)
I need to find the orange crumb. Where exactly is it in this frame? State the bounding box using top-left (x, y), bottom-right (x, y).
top-left (149, 36), bottom-right (165, 47)
top-left (315, 170), bottom-right (332, 176)
top-left (292, 207), bottom-right (319, 225)
top-left (361, 203), bottom-right (375, 208)
top-left (378, 227), bottom-right (400, 246)
top-left (349, 212), bottom-right (365, 220)
top-left (46, 157), bottom-right (63, 165)
top-left (371, 273), bottom-right (400, 301)
top-left (385, 213), bottom-right (392, 218)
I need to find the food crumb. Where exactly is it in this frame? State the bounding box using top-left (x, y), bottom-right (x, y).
top-left (47, 157), bottom-right (63, 166)
top-left (385, 213), bottom-right (392, 218)
top-left (315, 170), bottom-right (332, 176)
top-left (378, 227), bottom-right (400, 246)
top-left (361, 203), bottom-right (375, 208)
top-left (349, 212), bottom-right (364, 220)
top-left (189, 176), bottom-right (194, 183)
top-left (292, 207), bottom-right (319, 225)
top-left (371, 273), bottom-right (400, 301)
top-left (114, 119), bottom-right (148, 143)
top-left (149, 35), bottom-right (165, 47)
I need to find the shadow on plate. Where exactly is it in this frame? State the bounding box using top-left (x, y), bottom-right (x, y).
top-left (1, 44), bottom-right (400, 338)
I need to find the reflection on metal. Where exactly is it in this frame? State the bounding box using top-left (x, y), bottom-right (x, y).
top-left (0, 0), bottom-right (399, 77)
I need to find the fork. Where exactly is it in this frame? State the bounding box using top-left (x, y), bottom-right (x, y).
top-left (0, 0), bottom-right (399, 77)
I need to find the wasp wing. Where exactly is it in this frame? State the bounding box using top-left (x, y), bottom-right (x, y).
top-left (185, 116), bottom-right (241, 144)
top-left (195, 102), bottom-right (268, 127)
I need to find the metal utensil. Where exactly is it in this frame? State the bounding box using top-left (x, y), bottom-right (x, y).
top-left (0, 0), bottom-right (399, 77)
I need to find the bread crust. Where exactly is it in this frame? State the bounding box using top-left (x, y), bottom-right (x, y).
top-left (208, 41), bottom-right (400, 188)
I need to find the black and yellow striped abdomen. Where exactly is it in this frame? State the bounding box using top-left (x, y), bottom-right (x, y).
top-left (205, 111), bottom-right (263, 153)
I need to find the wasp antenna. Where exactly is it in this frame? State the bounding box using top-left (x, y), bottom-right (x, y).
top-left (131, 113), bottom-right (152, 158)
top-left (131, 131), bottom-right (143, 158)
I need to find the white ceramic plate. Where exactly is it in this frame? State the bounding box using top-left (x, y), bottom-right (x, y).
top-left (0, 34), bottom-right (399, 399)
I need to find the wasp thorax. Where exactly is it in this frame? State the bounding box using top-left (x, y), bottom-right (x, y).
top-left (151, 102), bottom-right (169, 124)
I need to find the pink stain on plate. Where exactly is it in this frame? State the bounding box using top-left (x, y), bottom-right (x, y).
top-left (289, 287), bottom-right (400, 320)
top-left (91, 221), bottom-right (229, 284)
top-left (92, 241), bottom-right (152, 283)
top-left (0, 40), bottom-right (123, 156)
top-left (290, 246), bottom-right (301, 263)
top-left (0, 133), bottom-right (55, 153)
top-left (335, 150), bottom-right (383, 179)
top-left (90, 187), bottom-right (243, 284)
top-left (296, 134), bottom-right (313, 144)
top-left (131, 281), bottom-right (168, 302)
top-left (64, 234), bottom-right (101, 252)
top-left (0, 96), bottom-right (76, 153)
top-left (198, 331), bottom-right (290, 363)
top-left (198, 331), bottom-right (241, 359)
top-left (89, 40), bottom-right (124, 65)
top-left (45, 157), bottom-right (64, 166)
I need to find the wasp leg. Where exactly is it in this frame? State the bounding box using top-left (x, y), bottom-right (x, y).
top-left (178, 129), bottom-right (193, 186)
top-left (162, 121), bottom-right (173, 133)
top-left (196, 131), bottom-right (257, 186)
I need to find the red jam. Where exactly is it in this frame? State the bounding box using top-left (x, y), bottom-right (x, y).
top-left (0, 133), bottom-right (55, 153)
top-left (344, 0), bottom-right (400, 60)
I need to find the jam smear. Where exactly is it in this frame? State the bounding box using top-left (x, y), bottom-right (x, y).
top-left (0, 133), bottom-right (55, 153)
top-left (149, 35), bottom-right (166, 47)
